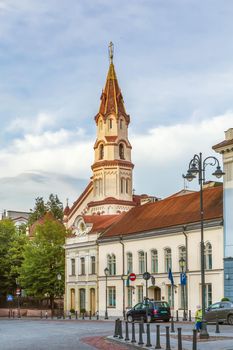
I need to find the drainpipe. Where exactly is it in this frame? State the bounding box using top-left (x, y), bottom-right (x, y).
top-left (182, 226), bottom-right (188, 313)
top-left (120, 236), bottom-right (126, 319)
top-left (96, 239), bottom-right (99, 316)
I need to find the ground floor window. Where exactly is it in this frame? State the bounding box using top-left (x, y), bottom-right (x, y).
top-left (108, 287), bottom-right (116, 307)
top-left (137, 286), bottom-right (143, 303)
top-left (204, 284), bottom-right (212, 308)
top-left (79, 288), bottom-right (86, 311)
top-left (127, 287), bottom-right (133, 308)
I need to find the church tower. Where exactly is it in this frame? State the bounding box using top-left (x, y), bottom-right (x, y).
top-left (88, 43), bottom-right (135, 215)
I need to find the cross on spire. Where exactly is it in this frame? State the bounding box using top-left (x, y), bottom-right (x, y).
top-left (108, 42), bottom-right (114, 63)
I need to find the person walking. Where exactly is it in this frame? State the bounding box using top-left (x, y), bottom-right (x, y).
top-left (195, 305), bottom-right (202, 332)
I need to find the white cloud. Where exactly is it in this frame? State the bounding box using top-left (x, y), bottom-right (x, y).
top-left (7, 112), bottom-right (56, 134)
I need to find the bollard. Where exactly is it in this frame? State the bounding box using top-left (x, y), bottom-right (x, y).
top-left (155, 324), bottom-right (161, 349)
top-left (82, 312), bottom-right (85, 320)
top-left (131, 322), bottom-right (136, 343)
top-left (138, 322), bottom-right (144, 345)
top-left (146, 323), bottom-right (152, 347)
top-left (176, 310), bottom-right (179, 322)
top-left (192, 329), bottom-right (197, 350)
top-left (177, 327), bottom-right (182, 350)
top-left (189, 310), bottom-right (192, 322)
top-left (13, 311), bottom-right (15, 319)
top-left (40, 311), bottom-right (43, 319)
top-left (171, 316), bottom-right (175, 333)
top-left (140, 316), bottom-right (145, 333)
top-left (69, 312), bottom-right (71, 320)
top-left (45, 311), bottom-right (48, 319)
top-left (89, 311), bottom-right (91, 320)
top-left (118, 320), bottom-right (123, 339)
top-left (183, 310), bottom-right (187, 321)
top-left (165, 326), bottom-right (171, 350)
top-left (125, 321), bottom-right (130, 341)
top-left (75, 311), bottom-right (78, 319)
top-left (114, 319), bottom-right (119, 338)
top-left (96, 311), bottom-right (99, 320)
top-left (215, 318), bottom-right (220, 334)
top-left (63, 312), bottom-right (65, 319)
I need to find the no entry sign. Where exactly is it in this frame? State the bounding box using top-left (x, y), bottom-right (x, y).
top-left (129, 273), bottom-right (136, 281)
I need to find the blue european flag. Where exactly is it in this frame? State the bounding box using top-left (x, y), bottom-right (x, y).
top-left (168, 268), bottom-right (174, 286)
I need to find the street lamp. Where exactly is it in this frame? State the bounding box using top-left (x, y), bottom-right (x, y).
top-left (179, 257), bottom-right (187, 321)
top-left (183, 152), bottom-right (224, 339)
top-left (57, 273), bottom-right (62, 319)
top-left (104, 267), bottom-right (109, 319)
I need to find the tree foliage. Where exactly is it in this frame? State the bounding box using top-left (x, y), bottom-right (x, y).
top-left (28, 194), bottom-right (63, 225)
top-left (19, 218), bottom-right (66, 308)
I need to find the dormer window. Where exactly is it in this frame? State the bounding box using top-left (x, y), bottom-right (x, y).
top-left (99, 120), bottom-right (103, 130)
top-left (119, 143), bottom-right (124, 159)
top-left (109, 119), bottom-right (113, 129)
top-left (120, 119), bottom-right (123, 129)
top-left (99, 144), bottom-right (104, 160)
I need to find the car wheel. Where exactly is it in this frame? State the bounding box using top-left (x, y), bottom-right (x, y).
top-left (127, 315), bottom-right (133, 323)
top-left (227, 314), bottom-right (233, 325)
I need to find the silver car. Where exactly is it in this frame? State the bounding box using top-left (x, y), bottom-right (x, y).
top-left (205, 301), bottom-right (233, 325)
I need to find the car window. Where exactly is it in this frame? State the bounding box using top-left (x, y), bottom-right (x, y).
top-left (221, 302), bottom-right (233, 309)
top-left (153, 302), bottom-right (169, 308)
top-left (209, 303), bottom-right (221, 310)
top-left (134, 303), bottom-right (143, 310)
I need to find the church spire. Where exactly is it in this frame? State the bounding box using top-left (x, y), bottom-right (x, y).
top-left (95, 42), bottom-right (130, 124)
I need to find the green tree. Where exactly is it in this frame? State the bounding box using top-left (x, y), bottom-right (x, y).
top-left (46, 194), bottom-right (63, 221)
top-left (28, 197), bottom-right (47, 225)
top-left (19, 218), bottom-right (66, 310)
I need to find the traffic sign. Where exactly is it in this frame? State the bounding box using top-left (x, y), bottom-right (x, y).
top-left (129, 273), bottom-right (136, 281)
top-left (143, 272), bottom-right (151, 280)
top-left (7, 294), bottom-right (13, 302)
top-left (180, 272), bottom-right (187, 285)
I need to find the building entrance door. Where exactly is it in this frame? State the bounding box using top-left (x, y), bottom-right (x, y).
top-left (154, 287), bottom-right (161, 300)
top-left (90, 288), bottom-right (96, 315)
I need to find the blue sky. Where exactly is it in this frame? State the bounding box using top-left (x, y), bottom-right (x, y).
top-left (0, 0), bottom-right (233, 211)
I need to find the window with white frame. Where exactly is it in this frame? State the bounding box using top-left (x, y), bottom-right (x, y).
top-left (204, 243), bottom-right (212, 270)
top-left (107, 254), bottom-right (116, 275)
top-left (80, 257), bottom-right (85, 275)
top-left (164, 248), bottom-right (172, 272)
top-left (127, 287), bottom-right (133, 308)
top-left (71, 258), bottom-right (75, 276)
top-left (204, 284), bottom-right (212, 307)
top-left (138, 251), bottom-right (145, 274)
top-left (90, 256), bottom-right (96, 274)
top-left (137, 286), bottom-right (143, 302)
top-left (151, 249), bottom-right (158, 273)
top-left (108, 287), bottom-right (116, 307)
top-left (179, 246), bottom-right (186, 271)
top-left (127, 252), bottom-right (133, 273)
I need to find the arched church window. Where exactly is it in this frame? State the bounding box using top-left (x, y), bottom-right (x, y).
top-left (109, 119), bottom-right (113, 129)
top-left (120, 178), bottom-right (125, 193)
top-left (120, 119), bottom-right (123, 129)
top-left (126, 178), bottom-right (130, 193)
top-left (99, 120), bottom-right (103, 130)
top-left (119, 143), bottom-right (124, 159)
top-left (99, 144), bottom-right (104, 160)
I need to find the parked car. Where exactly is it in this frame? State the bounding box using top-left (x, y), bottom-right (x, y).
top-left (126, 300), bottom-right (171, 323)
top-left (205, 301), bottom-right (233, 325)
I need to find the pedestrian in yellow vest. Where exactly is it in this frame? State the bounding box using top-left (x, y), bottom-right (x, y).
top-left (195, 305), bottom-right (202, 332)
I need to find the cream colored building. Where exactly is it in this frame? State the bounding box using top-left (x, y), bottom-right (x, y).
top-left (64, 44), bottom-right (228, 317)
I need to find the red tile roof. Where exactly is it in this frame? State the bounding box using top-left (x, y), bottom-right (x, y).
top-left (84, 214), bottom-right (124, 232)
top-left (29, 212), bottom-right (63, 237)
top-left (212, 139), bottom-right (233, 150)
top-left (102, 186), bottom-right (223, 238)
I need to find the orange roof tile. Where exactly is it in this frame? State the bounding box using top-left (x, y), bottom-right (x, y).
top-left (212, 138), bottom-right (233, 150)
top-left (102, 186), bottom-right (223, 238)
top-left (83, 214), bottom-right (124, 232)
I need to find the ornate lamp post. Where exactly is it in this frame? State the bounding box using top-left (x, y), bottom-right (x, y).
top-left (57, 273), bottom-right (62, 319)
top-left (183, 152), bottom-right (224, 338)
top-left (179, 257), bottom-right (187, 321)
top-left (104, 267), bottom-right (109, 319)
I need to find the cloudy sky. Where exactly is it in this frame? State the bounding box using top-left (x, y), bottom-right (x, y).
top-left (0, 0), bottom-right (233, 212)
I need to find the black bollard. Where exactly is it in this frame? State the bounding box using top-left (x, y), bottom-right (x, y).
top-left (45, 311), bottom-right (48, 319)
top-left (165, 326), bottom-right (171, 350)
top-left (192, 329), bottom-right (197, 350)
top-left (125, 321), bottom-right (130, 341)
top-left (131, 322), bottom-right (136, 343)
top-left (183, 310), bottom-right (187, 321)
top-left (189, 310), bottom-right (192, 322)
top-left (96, 311), bottom-right (99, 320)
top-left (82, 312), bottom-right (85, 320)
top-left (215, 318), bottom-right (220, 334)
top-left (155, 324), bottom-right (161, 349)
top-left (114, 318), bottom-right (119, 338)
top-left (176, 310), bottom-right (179, 322)
top-left (146, 323), bottom-right (152, 347)
top-left (40, 311), bottom-right (43, 319)
top-left (138, 322), bottom-right (144, 345)
top-left (118, 320), bottom-right (123, 339)
top-left (171, 316), bottom-right (175, 333)
top-left (63, 312), bottom-right (65, 319)
top-left (140, 316), bottom-right (145, 333)
top-left (89, 311), bottom-right (91, 320)
top-left (177, 327), bottom-right (182, 350)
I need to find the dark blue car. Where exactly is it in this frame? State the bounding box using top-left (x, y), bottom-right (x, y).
top-left (126, 300), bottom-right (171, 323)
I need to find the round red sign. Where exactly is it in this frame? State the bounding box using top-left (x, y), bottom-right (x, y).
top-left (129, 273), bottom-right (136, 281)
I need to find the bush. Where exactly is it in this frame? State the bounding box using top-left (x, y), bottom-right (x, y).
top-left (221, 297), bottom-right (230, 302)
top-left (80, 308), bottom-right (86, 314)
top-left (70, 308), bottom-right (75, 314)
